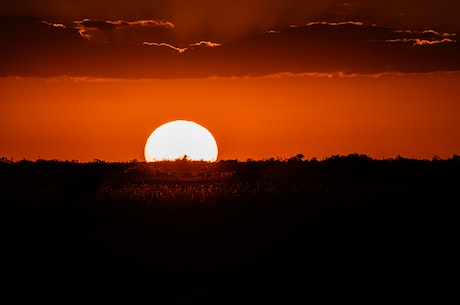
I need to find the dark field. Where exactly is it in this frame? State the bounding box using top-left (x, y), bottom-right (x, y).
top-left (2, 155), bottom-right (459, 304)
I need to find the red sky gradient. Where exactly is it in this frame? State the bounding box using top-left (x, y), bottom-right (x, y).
top-left (1, 1), bottom-right (459, 161)
top-left (2, 73), bottom-right (459, 161)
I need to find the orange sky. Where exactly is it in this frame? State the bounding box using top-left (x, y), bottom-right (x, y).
top-left (1, 2), bottom-right (459, 161)
top-left (2, 72), bottom-right (459, 161)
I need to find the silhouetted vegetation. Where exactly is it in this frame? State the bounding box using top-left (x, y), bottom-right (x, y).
top-left (2, 154), bottom-right (459, 304)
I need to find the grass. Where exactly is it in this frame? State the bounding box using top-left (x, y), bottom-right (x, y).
top-left (2, 155), bottom-right (459, 304)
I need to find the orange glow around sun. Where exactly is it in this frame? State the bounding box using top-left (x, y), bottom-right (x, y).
top-left (1, 73), bottom-right (459, 161)
top-left (144, 120), bottom-right (218, 162)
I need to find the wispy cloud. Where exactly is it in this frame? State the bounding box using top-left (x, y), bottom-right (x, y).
top-left (142, 41), bottom-right (222, 53)
top-left (381, 28), bottom-right (457, 46)
top-left (385, 38), bottom-right (456, 46)
top-left (142, 42), bottom-right (187, 53)
top-left (303, 21), bottom-right (458, 46)
top-left (189, 41), bottom-right (222, 48)
top-left (75, 19), bottom-right (175, 41)
top-left (40, 20), bottom-right (65, 28)
top-left (306, 21), bottom-right (365, 27)
top-left (76, 19), bottom-right (174, 31)
top-left (1, 17), bottom-right (459, 78)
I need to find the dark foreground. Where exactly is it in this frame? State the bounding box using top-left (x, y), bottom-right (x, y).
top-left (2, 155), bottom-right (459, 304)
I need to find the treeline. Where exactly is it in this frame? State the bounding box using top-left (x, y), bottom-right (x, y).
top-left (3, 153), bottom-right (459, 304)
top-left (2, 153), bottom-right (459, 186)
top-left (2, 153), bottom-right (459, 209)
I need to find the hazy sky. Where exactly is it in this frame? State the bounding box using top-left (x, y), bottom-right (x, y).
top-left (1, 1), bottom-right (459, 161)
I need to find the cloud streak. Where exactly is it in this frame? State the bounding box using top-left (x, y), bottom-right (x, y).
top-left (1, 17), bottom-right (459, 78)
top-left (385, 38), bottom-right (456, 46)
top-left (75, 18), bottom-right (175, 41)
top-left (2, 1), bottom-right (460, 40)
top-left (306, 21), bottom-right (365, 26)
top-left (142, 42), bottom-right (187, 53)
top-left (76, 19), bottom-right (174, 31)
top-left (142, 40), bottom-right (222, 53)
top-left (40, 20), bottom-right (66, 28)
top-left (189, 41), bottom-right (222, 48)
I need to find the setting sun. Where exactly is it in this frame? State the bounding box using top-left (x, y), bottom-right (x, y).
top-left (144, 120), bottom-right (218, 162)
top-left (2, 2), bottom-right (459, 303)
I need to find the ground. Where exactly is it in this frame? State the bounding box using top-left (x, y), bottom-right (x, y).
top-left (2, 155), bottom-right (458, 304)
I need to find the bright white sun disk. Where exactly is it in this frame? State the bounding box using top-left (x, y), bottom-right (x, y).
top-left (144, 120), bottom-right (218, 162)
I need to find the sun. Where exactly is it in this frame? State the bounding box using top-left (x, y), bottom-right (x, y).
top-left (144, 120), bottom-right (218, 162)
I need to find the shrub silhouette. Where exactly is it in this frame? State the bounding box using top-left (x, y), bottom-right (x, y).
top-left (2, 154), bottom-right (459, 304)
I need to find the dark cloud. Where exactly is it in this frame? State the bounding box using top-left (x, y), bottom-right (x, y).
top-left (74, 19), bottom-right (176, 43)
top-left (76, 19), bottom-right (174, 31)
top-left (0, 16), bottom-right (459, 78)
top-left (320, 0), bottom-right (460, 33)
top-left (2, 1), bottom-right (459, 41)
top-left (0, 16), bottom-right (84, 52)
top-left (79, 19), bottom-right (117, 31)
top-left (0, 1), bottom-right (338, 42)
